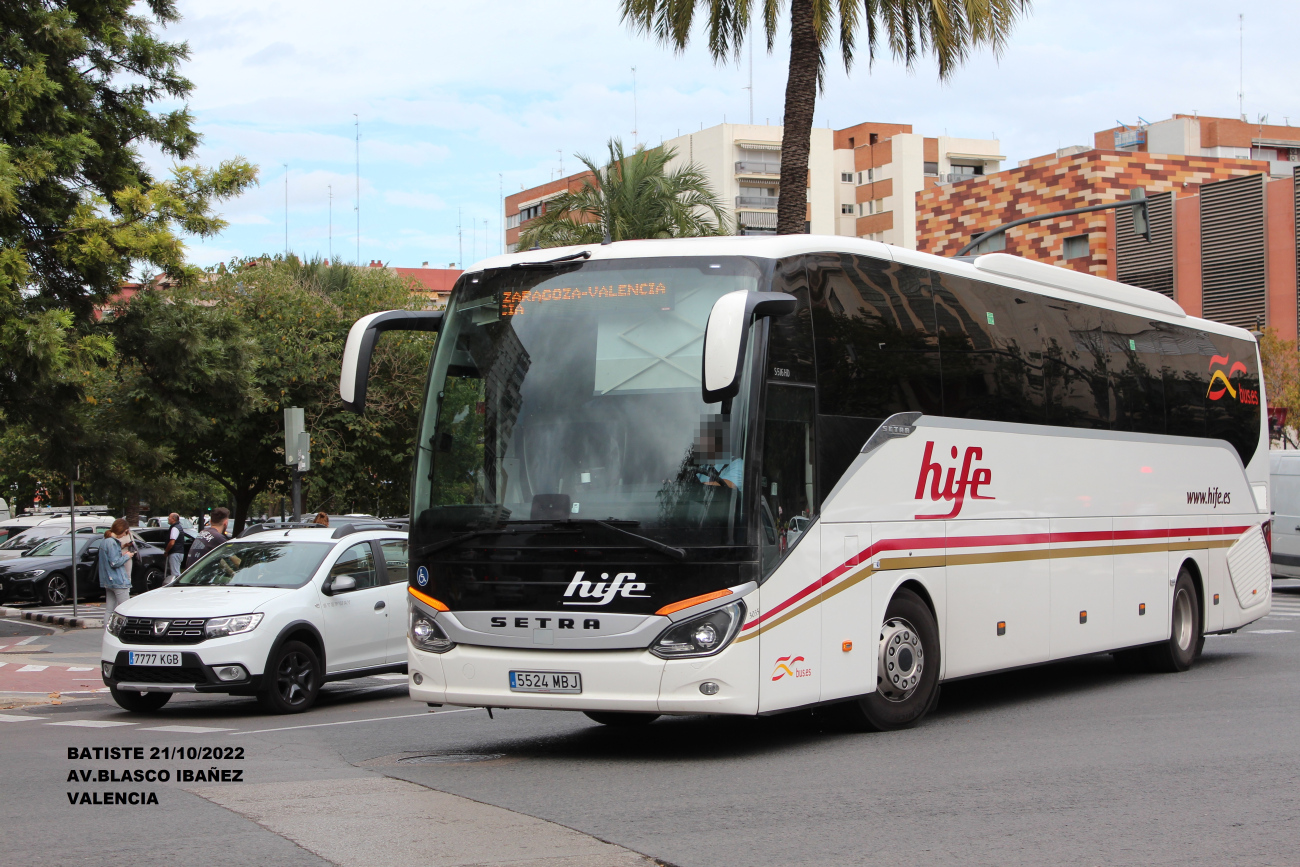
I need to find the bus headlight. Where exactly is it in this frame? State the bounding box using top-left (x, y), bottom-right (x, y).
top-left (410, 612), bottom-right (455, 653)
top-left (651, 601), bottom-right (744, 659)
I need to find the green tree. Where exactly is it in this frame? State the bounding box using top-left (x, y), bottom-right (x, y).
top-left (515, 138), bottom-right (729, 249)
top-left (621, 0), bottom-right (1031, 235)
top-left (0, 0), bottom-right (257, 440)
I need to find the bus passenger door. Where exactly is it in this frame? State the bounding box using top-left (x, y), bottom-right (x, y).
top-left (757, 382), bottom-right (822, 712)
top-left (820, 523), bottom-right (873, 702)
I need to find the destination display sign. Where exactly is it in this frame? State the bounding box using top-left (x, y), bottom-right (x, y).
top-left (502, 281), bottom-right (667, 316)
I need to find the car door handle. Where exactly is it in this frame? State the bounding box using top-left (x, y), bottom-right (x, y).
top-left (374, 600), bottom-right (386, 610)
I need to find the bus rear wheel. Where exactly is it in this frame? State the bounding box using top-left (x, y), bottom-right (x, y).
top-left (1146, 567), bottom-right (1202, 672)
top-left (842, 588), bottom-right (941, 731)
top-left (583, 711), bottom-right (660, 727)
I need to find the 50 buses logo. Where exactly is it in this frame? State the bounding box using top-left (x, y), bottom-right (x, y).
top-left (1208, 355), bottom-right (1258, 405)
top-left (771, 656), bottom-right (810, 681)
top-left (562, 571), bottom-right (649, 606)
top-left (914, 442), bottom-right (994, 520)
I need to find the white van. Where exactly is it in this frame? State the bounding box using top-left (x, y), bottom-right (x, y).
top-left (1270, 450), bottom-right (1300, 578)
top-left (0, 498), bottom-right (10, 521)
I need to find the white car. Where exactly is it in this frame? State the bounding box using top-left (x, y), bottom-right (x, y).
top-left (102, 523), bottom-right (410, 714)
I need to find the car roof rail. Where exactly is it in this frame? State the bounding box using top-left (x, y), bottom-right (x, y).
top-left (238, 521), bottom-right (321, 537)
top-left (330, 521), bottom-right (396, 538)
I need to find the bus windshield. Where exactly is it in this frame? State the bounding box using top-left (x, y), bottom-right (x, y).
top-left (412, 256), bottom-right (763, 544)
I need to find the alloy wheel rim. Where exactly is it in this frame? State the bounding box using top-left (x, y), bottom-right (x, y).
top-left (1173, 587), bottom-right (1193, 651)
top-left (877, 617), bottom-right (924, 703)
top-left (46, 576), bottom-right (68, 605)
top-left (277, 651), bottom-right (314, 705)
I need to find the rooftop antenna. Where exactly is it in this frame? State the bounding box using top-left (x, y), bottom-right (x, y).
top-left (743, 20), bottom-right (754, 124)
top-left (283, 163), bottom-right (288, 257)
top-left (498, 173), bottom-right (504, 255)
top-left (1238, 14), bottom-right (1245, 121)
top-left (631, 66), bottom-right (638, 145)
top-left (328, 184), bottom-right (333, 261)
top-left (354, 114), bottom-right (361, 264)
top-left (457, 207), bottom-right (462, 269)
top-left (558, 149), bottom-right (564, 178)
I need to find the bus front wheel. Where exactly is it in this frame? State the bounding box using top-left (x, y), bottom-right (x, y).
top-left (842, 588), bottom-right (941, 731)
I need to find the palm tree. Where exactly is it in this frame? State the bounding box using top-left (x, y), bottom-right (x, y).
top-left (621, 0), bottom-right (1032, 235)
top-left (515, 138), bottom-right (730, 249)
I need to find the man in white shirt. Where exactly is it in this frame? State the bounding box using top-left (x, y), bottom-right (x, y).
top-left (163, 512), bottom-right (184, 582)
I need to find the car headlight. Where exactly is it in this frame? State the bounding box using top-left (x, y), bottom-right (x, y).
top-left (13, 569), bottom-right (45, 580)
top-left (107, 613), bottom-right (127, 636)
top-left (204, 613), bottom-right (264, 638)
top-left (410, 611), bottom-right (455, 653)
top-left (651, 600), bottom-right (745, 659)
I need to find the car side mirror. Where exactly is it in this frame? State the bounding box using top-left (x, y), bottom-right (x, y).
top-left (327, 575), bottom-right (357, 595)
top-left (701, 290), bottom-right (797, 404)
top-left (340, 310), bottom-right (443, 413)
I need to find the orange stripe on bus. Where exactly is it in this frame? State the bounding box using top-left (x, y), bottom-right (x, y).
top-left (656, 589), bottom-right (732, 616)
top-left (409, 587), bottom-right (449, 611)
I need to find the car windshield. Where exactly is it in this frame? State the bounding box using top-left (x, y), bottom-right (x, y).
top-left (26, 537), bottom-right (77, 557)
top-left (0, 528), bottom-right (60, 550)
top-left (176, 541), bottom-right (332, 588)
top-left (412, 256), bottom-right (762, 545)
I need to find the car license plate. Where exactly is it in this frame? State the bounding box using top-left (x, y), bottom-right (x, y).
top-left (128, 651), bottom-right (181, 667)
top-left (509, 670), bottom-right (581, 693)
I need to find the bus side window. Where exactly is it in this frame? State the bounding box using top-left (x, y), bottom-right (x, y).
top-left (760, 383), bottom-right (816, 575)
top-left (1040, 299), bottom-right (1111, 429)
top-left (1104, 310), bottom-right (1166, 435)
top-left (930, 271), bottom-right (1045, 424)
top-left (1204, 331), bottom-right (1262, 465)
top-left (766, 257), bottom-right (815, 384)
top-left (1159, 328), bottom-right (1210, 441)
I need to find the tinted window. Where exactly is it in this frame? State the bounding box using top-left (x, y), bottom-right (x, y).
top-left (1105, 311), bottom-right (1165, 435)
top-left (1159, 326), bottom-right (1210, 440)
top-left (1204, 332), bottom-right (1262, 465)
top-left (329, 542), bottom-right (379, 591)
top-left (1040, 299), bottom-right (1111, 429)
top-left (178, 541), bottom-right (333, 588)
top-left (759, 384), bottom-right (816, 577)
top-left (809, 254), bottom-right (941, 418)
top-left (931, 272), bottom-right (1045, 424)
top-left (765, 257), bottom-right (815, 384)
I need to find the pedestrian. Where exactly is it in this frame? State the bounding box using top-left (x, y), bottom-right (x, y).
top-left (312, 511), bottom-right (329, 528)
top-left (184, 506), bottom-right (231, 568)
top-left (162, 512), bottom-right (185, 583)
top-left (98, 519), bottom-right (134, 622)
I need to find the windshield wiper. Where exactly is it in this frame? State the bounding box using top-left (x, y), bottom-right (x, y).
top-left (416, 526), bottom-right (521, 557)
top-left (508, 250), bottom-right (591, 270)
top-left (571, 519), bottom-right (687, 561)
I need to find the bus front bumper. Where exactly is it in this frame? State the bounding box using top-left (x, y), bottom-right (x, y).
top-left (408, 639), bottom-right (759, 716)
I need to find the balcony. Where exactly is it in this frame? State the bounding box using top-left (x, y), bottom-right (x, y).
top-left (738, 211), bottom-right (777, 230)
top-left (735, 160), bottom-right (781, 175)
top-left (736, 195), bottom-right (778, 209)
top-left (1114, 128), bottom-right (1146, 149)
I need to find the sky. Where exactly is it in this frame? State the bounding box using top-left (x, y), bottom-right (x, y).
top-left (158, 0), bottom-right (1300, 272)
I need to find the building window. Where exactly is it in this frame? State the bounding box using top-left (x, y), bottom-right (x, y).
top-left (951, 163), bottom-right (984, 177)
top-left (505, 213), bottom-right (520, 229)
top-left (519, 203), bottom-right (542, 222)
top-left (841, 203), bottom-right (855, 215)
top-left (1063, 234), bottom-right (1089, 260)
top-left (840, 172), bottom-right (854, 183)
top-left (970, 233), bottom-right (1006, 255)
top-left (923, 162), bottom-right (939, 176)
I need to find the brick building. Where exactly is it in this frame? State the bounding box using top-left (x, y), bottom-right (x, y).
top-left (366, 260), bottom-right (461, 308)
top-left (503, 121), bottom-right (1002, 252)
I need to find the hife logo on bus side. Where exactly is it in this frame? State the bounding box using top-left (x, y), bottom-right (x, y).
top-left (914, 442), bottom-right (994, 520)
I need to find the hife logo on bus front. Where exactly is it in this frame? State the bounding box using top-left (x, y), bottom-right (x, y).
top-left (914, 441), bottom-right (994, 520)
top-left (561, 571), bottom-right (650, 606)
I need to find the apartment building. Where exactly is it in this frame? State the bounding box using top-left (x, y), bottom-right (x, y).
top-left (503, 121), bottom-right (1002, 251)
top-left (1097, 113), bottom-right (1300, 177)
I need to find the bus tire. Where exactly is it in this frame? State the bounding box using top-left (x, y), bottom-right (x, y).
top-left (583, 711), bottom-right (660, 727)
top-left (842, 588), bottom-right (941, 731)
top-left (1145, 567), bottom-right (1201, 673)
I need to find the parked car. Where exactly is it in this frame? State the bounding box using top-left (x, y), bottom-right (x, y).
top-left (0, 518), bottom-right (43, 547)
top-left (135, 526), bottom-right (198, 564)
top-left (786, 515), bottom-right (812, 547)
top-left (0, 519), bottom-right (117, 561)
top-left (0, 532), bottom-right (165, 605)
top-left (102, 524), bottom-right (409, 713)
top-left (1271, 450), bottom-right (1300, 578)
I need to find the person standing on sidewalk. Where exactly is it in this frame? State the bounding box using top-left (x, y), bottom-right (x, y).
top-left (98, 519), bottom-right (134, 622)
top-left (184, 507), bottom-right (230, 568)
top-left (162, 512), bottom-right (185, 583)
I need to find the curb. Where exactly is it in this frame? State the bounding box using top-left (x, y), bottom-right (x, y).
top-left (1, 607), bottom-right (102, 629)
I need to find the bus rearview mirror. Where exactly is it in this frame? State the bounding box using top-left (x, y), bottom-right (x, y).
top-left (701, 290), bottom-right (797, 404)
top-left (340, 310), bottom-right (444, 413)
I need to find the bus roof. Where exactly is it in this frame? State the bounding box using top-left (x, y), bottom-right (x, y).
top-left (469, 236), bottom-right (1255, 345)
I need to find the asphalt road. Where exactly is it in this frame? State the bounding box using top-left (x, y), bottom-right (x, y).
top-left (3, 583), bottom-right (1298, 867)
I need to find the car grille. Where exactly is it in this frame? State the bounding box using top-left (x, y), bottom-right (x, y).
top-left (119, 617), bottom-right (208, 644)
top-left (111, 664), bottom-right (207, 684)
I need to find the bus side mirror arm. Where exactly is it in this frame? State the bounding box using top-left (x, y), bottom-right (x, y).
top-left (340, 310), bottom-right (444, 413)
top-left (701, 291), bottom-right (797, 404)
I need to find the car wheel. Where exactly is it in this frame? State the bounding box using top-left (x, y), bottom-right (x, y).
top-left (109, 687), bottom-right (172, 713)
top-left (839, 588), bottom-right (942, 731)
top-left (1145, 567), bottom-right (1202, 673)
top-left (257, 641), bottom-right (321, 714)
top-left (41, 573), bottom-right (70, 606)
top-left (143, 568), bottom-right (164, 592)
top-left (583, 711), bottom-right (661, 726)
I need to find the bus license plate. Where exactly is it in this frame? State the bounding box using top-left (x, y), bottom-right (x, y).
top-left (128, 651), bottom-right (181, 667)
top-left (509, 670), bottom-right (582, 693)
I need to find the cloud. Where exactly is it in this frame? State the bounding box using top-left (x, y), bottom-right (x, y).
top-left (383, 190), bottom-right (446, 211)
top-left (243, 41), bottom-right (296, 66)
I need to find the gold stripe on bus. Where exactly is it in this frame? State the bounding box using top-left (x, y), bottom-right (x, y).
top-left (737, 537), bottom-right (1236, 642)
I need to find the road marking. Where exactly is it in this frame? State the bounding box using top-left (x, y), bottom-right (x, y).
top-left (0, 713), bottom-right (47, 722)
top-left (16, 636), bottom-right (39, 646)
top-left (67, 666), bottom-right (96, 671)
top-left (47, 719), bottom-right (136, 728)
top-left (16, 665), bottom-right (48, 672)
top-left (140, 725), bottom-right (235, 733)
top-left (373, 674), bottom-right (408, 681)
top-left (1248, 629), bottom-right (1294, 634)
top-left (231, 707), bottom-right (480, 736)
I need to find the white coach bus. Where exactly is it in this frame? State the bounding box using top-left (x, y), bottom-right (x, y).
top-left (340, 236), bottom-right (1272, 730)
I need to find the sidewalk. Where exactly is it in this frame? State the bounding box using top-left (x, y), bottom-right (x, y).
top-left (1, 602), bottom-right (103, 628)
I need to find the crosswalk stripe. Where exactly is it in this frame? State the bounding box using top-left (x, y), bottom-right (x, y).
top-left (0, 713), bottom-right (46, 722)
top-left (47, 719), bottom-right (135, 728)
top-left (140, 725), bottom-right (235, 733)
top-left (16, 665), bottom-right (47, 672)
